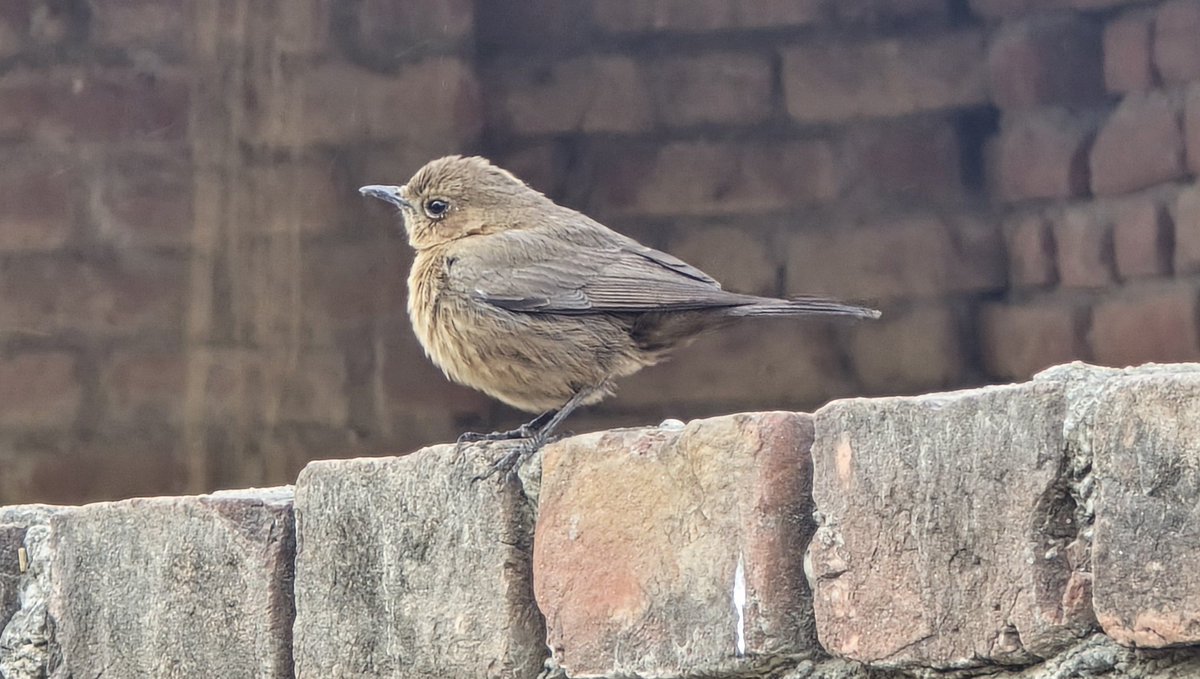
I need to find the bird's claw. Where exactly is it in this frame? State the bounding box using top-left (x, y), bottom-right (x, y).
top-left (456, 425), bottom-right (535, 444)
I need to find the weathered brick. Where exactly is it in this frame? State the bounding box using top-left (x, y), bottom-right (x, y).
top-left (842, 118), bottom-right (965, 204)
top-left (591, 0), bottom-right (825, 32)
top-left (1112, 194), bottom-right (1171, 279)
top-left (294, 447), bottom-right (545, 678)
top-left (811, 383), bottom-right (1092, 667)
top-left (1154, 0), bottom-right (1200, 85)
top-left (93, 150), bottom-right (193, 248)
top-left (0, 352), bottom-right (79, 428)
top-left (1104, 11), bottom-right (1156, 93)
top-left (1091, 283), bottom-right (1200, 366)
top-left (1091, 92), bottom-right (1186, 196)
top-left (48, 490), bottom-right (295, 677)
top-left (1092, 371), bottom-right (1200, 647)
top-left (980, 302), bottom-right (1089, 380)
top-left (1053, 207), bottom-right (1116, 289)
top-left (849, 305), bottom-right (966, 394)
top-left (0, 150), bottom-right (75, 251)
top-left (664, 224), bottom-right (778, 296)
top-left (101, 350), bottom-right (185, 425)
top-left (991, 111), bottom-right (1094, 202)
top-left (1188, 85), bottom-right (1200, 174)
top-left (786, 216), bottom-right (1004, 301)
top-left (989, 17), bottom-right (1105, 109)
top-left (23, 446), bottom-right (188, 504)
top-left (1176, 184), bottom-right (1200, 273)
top-left (648, 52), bottom-right (773, 127)
top-left (535, 413), bottom-right (820, 676)
top-left (783, 31), bottom-right (987, 122)
top-left (1006, 214), bottom-right (1057, 288)
top-left (488, 56), bottom-right (652, 135)
top-left (592, 138), bottom-right (840, 216)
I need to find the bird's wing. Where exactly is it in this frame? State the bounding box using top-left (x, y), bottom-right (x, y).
top-left (468, 239), bottom-right (746, 315)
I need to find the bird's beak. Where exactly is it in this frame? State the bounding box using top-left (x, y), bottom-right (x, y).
top-left (359, 184), bottom-right (412, 210)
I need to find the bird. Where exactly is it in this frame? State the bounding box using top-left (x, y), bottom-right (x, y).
top-left (360, 155), bottom-right (879, 476)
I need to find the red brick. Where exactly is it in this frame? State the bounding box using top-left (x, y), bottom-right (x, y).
top-left (93, 151), bottom-right (193, 248)
top-left (1091, 283), bottom-right (1200, 366)
top-left (0, 352), bottom-right (80, 428)
top-left (664, 224), bottom-right (778, 296)
top-left (1005, 214), bottom-right (1057, 288)
top-left (0, 150), bottom-right (75, 251)
top-left (1154, 0), bottom-right (1200, 85)
top-left (786, 216), bottom-right (1004, 301)
top-left (102, 351), bottom-right (185, 424)
top-left (0, 67), bottom-right (189, 144)
top-left (591, 0), bottom-right (825, 32)
top-left (1174, 185), bottom-right (1200, 273)
top-left (783, 31), bottom-right (986, 123)
top-left (1112, 194), bottom-right (1171, 279)
top-left (1103, 11), bottom-right (1156, 93)
top-left (1188, 86), bottom-right (1200, 174)
top-left (991, 111), bottom-right (1094, 202)
top-left (849, 305), bottom-right (966, 394)
top-left (980, 302), bottom-right (1089, 380)
top-left (1090, 92), bottom-right (1186, 196)
top-left (649, 53), bottom-right (773, 127)
top-left (488, 56), bottom-right (652, 136)
top-left (842, 118), bottom-right (965, 204)
top-left (989, 17), bottom-right (1105, 109)
top-left (592, 138), bottom-right (840, 216)
top-left (1053, 207), bottom-right (1116, 289)
top-left (257, 59), bottom-right (480, 149)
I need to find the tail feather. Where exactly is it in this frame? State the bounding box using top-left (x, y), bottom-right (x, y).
top-left (728, 295), bottom-right (881, 320)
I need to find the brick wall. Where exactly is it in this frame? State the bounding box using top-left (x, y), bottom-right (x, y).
top-left (1, 0), bottom-right (1199, 503)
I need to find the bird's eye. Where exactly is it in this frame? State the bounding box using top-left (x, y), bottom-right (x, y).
top-left (424, 198), bottom-right (450, 219)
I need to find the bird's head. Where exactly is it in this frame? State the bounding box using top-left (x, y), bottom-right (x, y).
top-left (360, 155), bottom-right (545, 250)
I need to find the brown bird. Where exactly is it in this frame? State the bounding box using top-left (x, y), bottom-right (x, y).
top-left (361, 155), bottom-right (878, 474)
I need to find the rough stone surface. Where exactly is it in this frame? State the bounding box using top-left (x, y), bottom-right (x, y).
top-left (46, 489), bottom-right (295, 679)
top-left (293, 445), bottom-right (545, 679)
top-left (811, 383), bottom-right (1094, 669)
top-left (0, 524), bottom-right (22, 631)
top-left (1092, 371), bottom-right (1200, 647)
top-left (534, 413), bottom-right (819, 678)
top-left (0, 505), bottom-right (67, 679)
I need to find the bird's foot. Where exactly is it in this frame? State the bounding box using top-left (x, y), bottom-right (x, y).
top-left (456, 424), bottom-right (537, 445)
top-left (469, 431), bottom-right (574, 482)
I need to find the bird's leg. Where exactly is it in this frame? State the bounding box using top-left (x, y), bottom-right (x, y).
top-left (473, 385), bottom-right (600, 481)
top-left (456, 408), bottom-right (557, 444)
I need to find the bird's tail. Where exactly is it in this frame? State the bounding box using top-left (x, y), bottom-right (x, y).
top-left (727, 295), bottom-right (881, 320)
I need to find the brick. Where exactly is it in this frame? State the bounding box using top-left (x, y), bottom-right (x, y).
top-left (849, 305), bottom-right (966, 393)
top-left (1176, 185), bottom-right (1200, 273)
top-left (829, 0), bottom-right (949, 23)
top-left (0, 255), bottom-right (186, 337)
top-left (1092, 372), bottom-right (1200, 647)
top-left (786, 216), bottom-right (1004, 301)
top-left (664, 224), bottom-right (778, 296)
top-left (591, 0), bottom-right (825, 32)
top-left (488, 56), bottom-right (652, 135)
top-left (989, 17), bottom-right (1105, 109)
top-left (1091, 283), bottom-right (1200, 366)
top-left (613, 321), bottom-right (854, 411)
top-left (0, 2), bottom-right (28, 60)
top-left (1053, 207), bottom-right (1116, 289)
top-left (1154, 0), bottom-right (1200, 85)
top-left (1188, 86), bottom-right (1200, 174)
top-left (244, 162), bottom-right (345, 237)
top-left (842, 118), bottom-right (965, 204)
top-left (300, 239), bottom-right (393, 347)
top-left (93, 151), bottom-right (193, 248)
top-left (980, 302), bottom-right (1089, 380)
top-left (101, 351), bottom-right (185, 424)
top-left (592, 138), bottom-right (840, 216)
top-left (294, 447), bottom-right (545, 678)
top-left (0, 67), bottom-right (189, 144)
top-left (1112, 194), bottom-right (1171, 279)
top-left (811, 383), bottom-right (1092, 667)
top-left (477, 1), bottom-right (590, 50)
top-left (535, 413), bottom-right (820, 676)
top-left (24, 445), bottom-right (188, 504)
top-left (255, 58), bottom-right (480, 149)
top-left (90, 0), bottom-right (191, 60)
top-left (1006, 214), bottom-right (1057, 288)
top-left (349, 0), bottom-right (472, 57)
top-left (48, 490), bottom-right (295, 677)
top-left (991, 111), bottom-right (1094, 202)
top-left (648, 53), bottom-right (773, 127)
top-left (783, 31), bottom-right (987, 122)
top-left (0, 150), bottom-right (75, 251)
top-left (1104, 11), bottom-right (1156, 93)
top-left (1090, 92), bottom-right (1186, 196)
top-left (0, 352), bottom-right (79, 428)
top-left (277, 351), bottom-right (349, 426)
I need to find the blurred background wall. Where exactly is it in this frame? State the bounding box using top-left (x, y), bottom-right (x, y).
top-left (0, 0), bottom-right (1197, 503)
